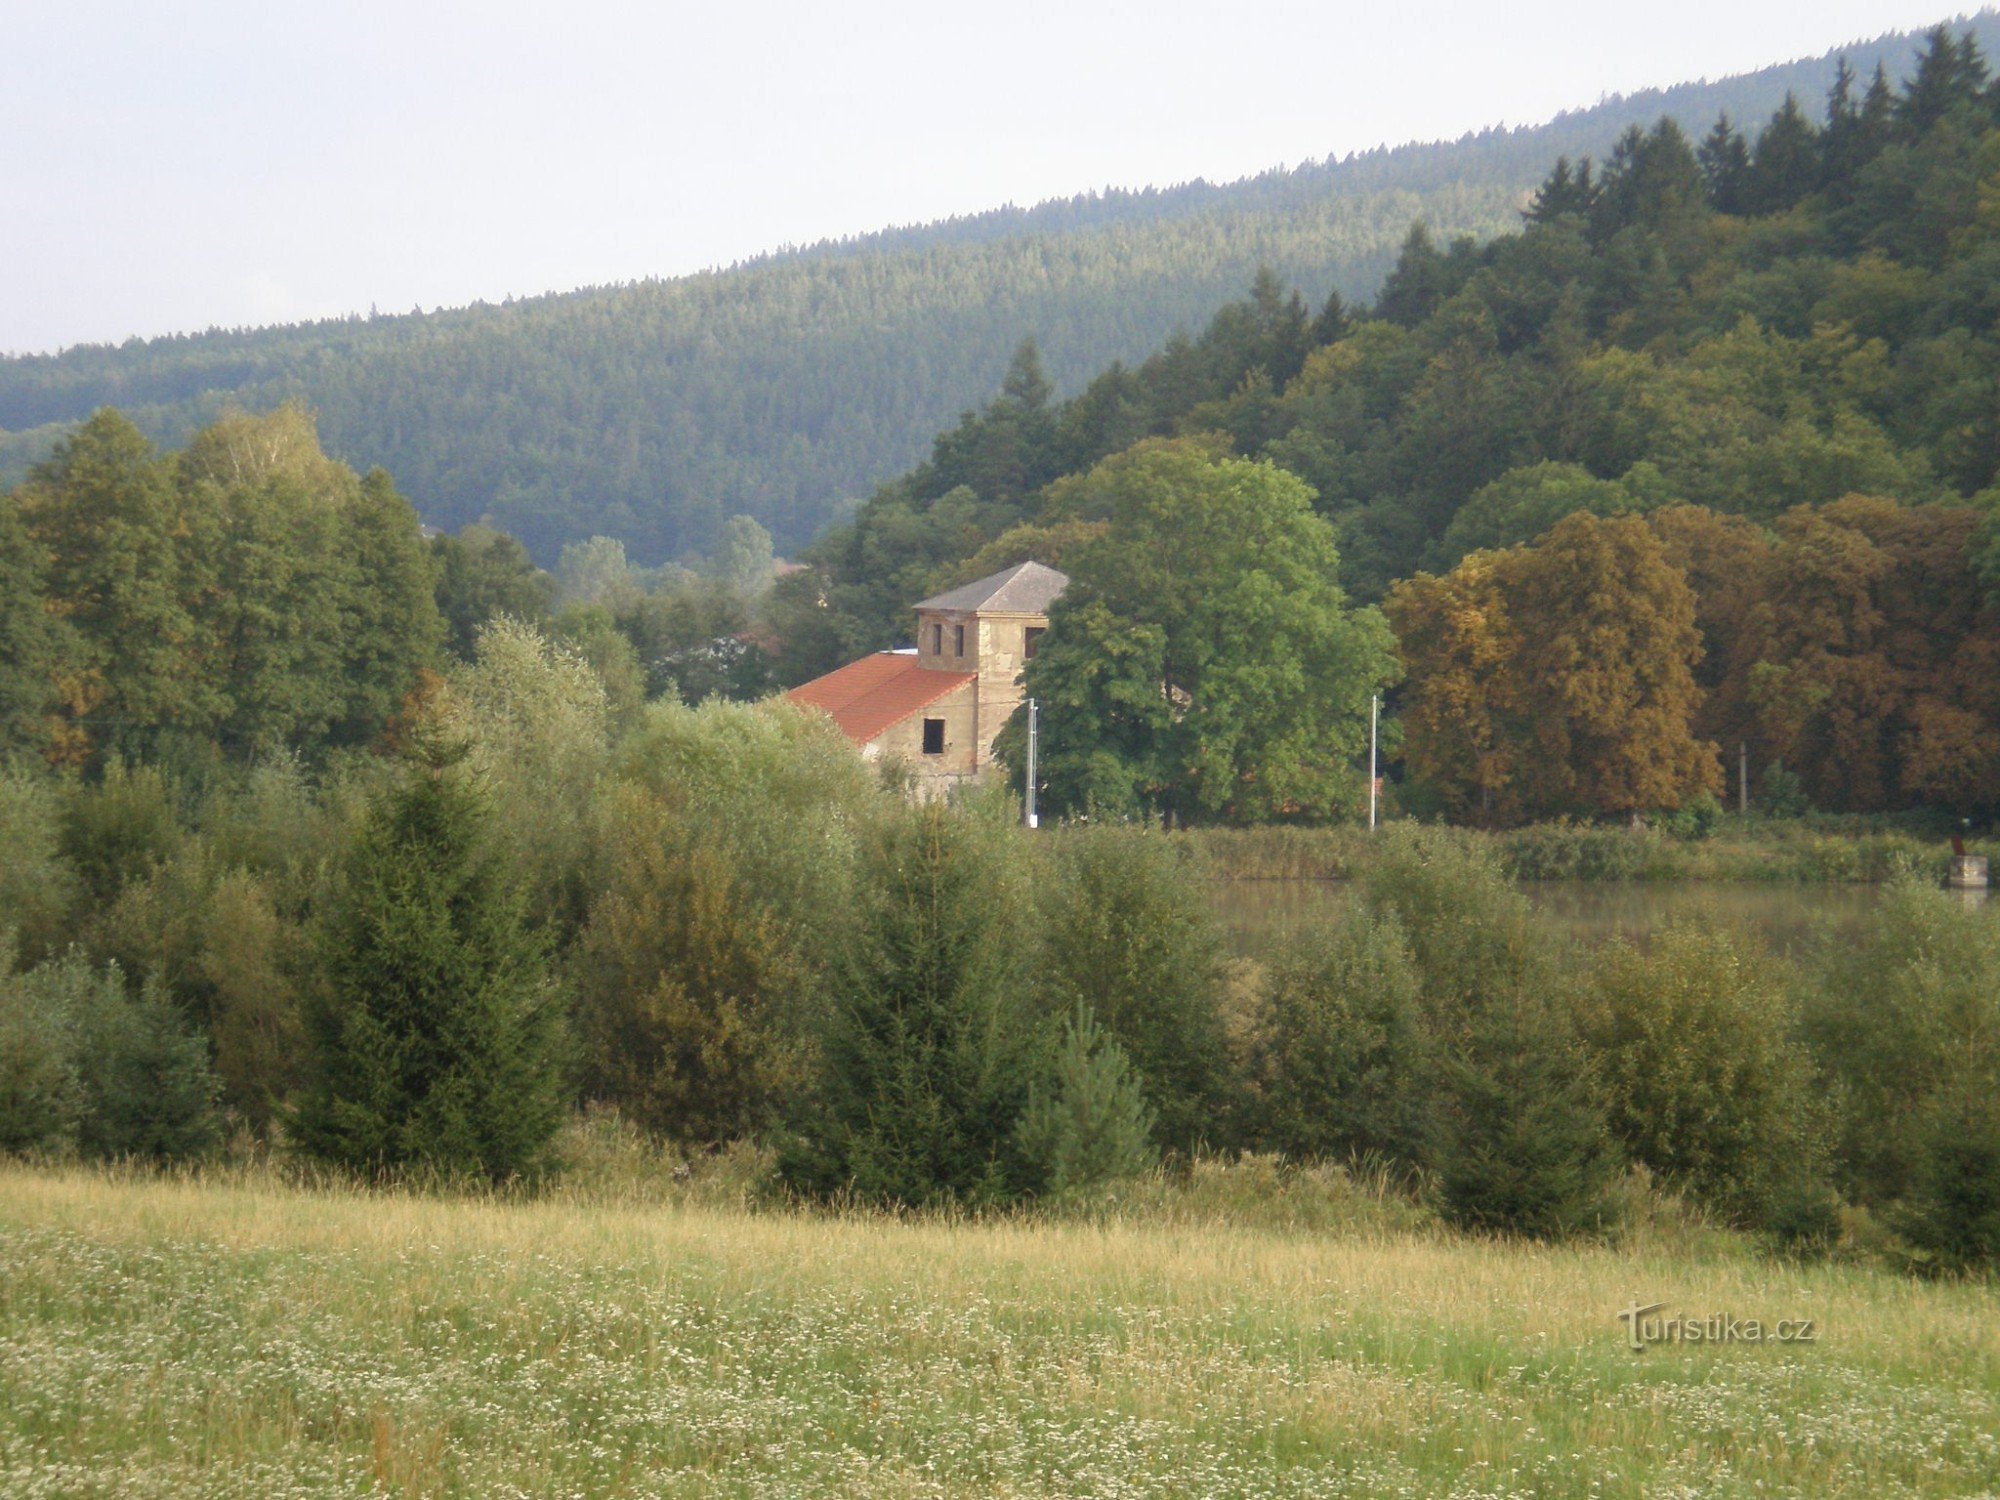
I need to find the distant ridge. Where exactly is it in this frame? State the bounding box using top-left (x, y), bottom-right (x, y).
top-left (5, 13), bottom-right (1995, 563)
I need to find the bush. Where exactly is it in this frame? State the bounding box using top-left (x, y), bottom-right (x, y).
top-left (1496, 820), bottom-right (1662, 880)
top-left (1580, 921), bottom-right (1831, 1231)
top-left (1900, 1077), bottom-right (2000, 1274)
top-left (1803, 872), bottom-right (2000, 1208)
top-left (1759, 763), bottom-right (1810, 818)
top-left (58, 760), bottom-right (186, 909)
top-left (575, 786), bottom-right (806, 1145)
top-left (1355, 824), bottom-right (1540, 1027)
top-left (1016, 1007), bottom-right (1155, 1201)
top-left (1655, 791), bottom-right (1724, 841)
top-left (1257, 907), bottom-right (1432, 1168)
top-left (1039, 825), bottom-right (1236, 1152)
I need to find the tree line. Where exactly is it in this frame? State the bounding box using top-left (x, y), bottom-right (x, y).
top-left (4, 676), bottom-right (1996, 1270)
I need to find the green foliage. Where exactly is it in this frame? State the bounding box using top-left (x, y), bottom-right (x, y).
top-left (431, 524), bottom-right (553, 661)
top-left (1015, 1006), bottom-right (1156, 1201)
top-left (575, 788), bottom-right (806, 1145)
top-left (782, 802), bottom-right (1047, 1207)
top-left (1354, 824), bottom-right (1540, 1025)
top-left (1006, 440), bottom-right (1398, 824)
top-left (1580, 922), bottom-right (1830, 1229)
top-left (1256, 906), bottom-right (1432, 1167)
top-left (1036, 826), bottom-right (1235, 1152)
top-left (9, 407), bottom-right (441, 763)
top-left (0, 949), bottom-right (219, 1162)
top-left (1803, 872), bottom-right (2000, 1211)
top-left (59, 760), bottom-right (185, 909)
top-left (290, 744), bottom-right (566, 1182)
top-left (1430, 993), bottom-right (1622, 1241)
top-left (0, 771), bottom-right (80, 964)
top-left (1655, 790), bottom-right (1725, 840)
top-left (1900, 1074), bottom-right (2000, 1273)
top-left (1758, 762), bottom-right (1810, 817)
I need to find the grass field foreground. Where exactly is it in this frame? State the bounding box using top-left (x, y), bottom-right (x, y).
top-left (1, 1165), bottom-right (1997, 1497)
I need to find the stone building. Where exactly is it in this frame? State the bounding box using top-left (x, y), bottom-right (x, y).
top-left (788, 561), bottom-right (1067, 796)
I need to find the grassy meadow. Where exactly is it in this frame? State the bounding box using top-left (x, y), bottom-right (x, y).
top-left (2, 1163), bottom-right (1997, 1498)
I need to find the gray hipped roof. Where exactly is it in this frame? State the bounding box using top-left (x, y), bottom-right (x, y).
top-left (913, 560), bottom-right (1069, 615)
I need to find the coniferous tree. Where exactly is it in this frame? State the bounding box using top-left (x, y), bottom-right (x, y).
top-left (1014, 1006), bottom-right (1155, 1200)
top-left (781, 802), bottom-right (1046, 1207)
top-left (1744, 94), bottom-right (1822, 213)
top-left (1697, 116), bottom-right (1751, 213)
top-left (291, 735), bottom-right (565, 1181)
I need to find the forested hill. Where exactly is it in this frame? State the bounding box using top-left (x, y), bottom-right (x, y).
top-left (4, 18), bottom-right (1994, 564)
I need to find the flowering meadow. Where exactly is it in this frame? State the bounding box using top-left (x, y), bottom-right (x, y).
top-left (2, 1164), bottom-right (1995, 1498)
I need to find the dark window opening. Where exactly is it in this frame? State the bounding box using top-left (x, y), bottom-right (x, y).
top-left (930, 622), bottom-right (942, 654)
top-left (1024, 626), bottom-right (1046, 660)
top-left (921, 718), bottom-right (945, 755)
top-left (954, 624), bottom-right (966, 657)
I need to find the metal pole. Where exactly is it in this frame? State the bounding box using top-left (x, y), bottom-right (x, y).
top-left (1024, 698), bottom-right (1039, 830)
top-left (1368, 694), bottom-right (1379, 831)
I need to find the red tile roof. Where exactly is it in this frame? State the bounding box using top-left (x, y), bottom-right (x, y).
top-left (788, 653), bottom-right (975, 746)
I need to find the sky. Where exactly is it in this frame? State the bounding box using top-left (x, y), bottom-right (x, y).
top-left (0, 0), bottom-right (1982, 355)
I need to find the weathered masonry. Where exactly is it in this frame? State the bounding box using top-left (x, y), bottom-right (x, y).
top-left (788, 561), bottom-right (1067, 796)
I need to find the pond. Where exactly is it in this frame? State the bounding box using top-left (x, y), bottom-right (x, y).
top-left (1208, 879), bottom-right (1993, 958)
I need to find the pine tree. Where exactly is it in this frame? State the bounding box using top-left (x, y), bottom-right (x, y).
top-left (290, 736), bottom-right (565, 1181)
top-left (1014, 1006), bottom-right (1155, 1200)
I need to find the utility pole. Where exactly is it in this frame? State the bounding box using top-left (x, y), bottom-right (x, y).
top-left (1369, 694), bottom-right (1379, 832)
top-left (1739, 741), bottom-right (1749, 816)
top-left (1024, 698), bottom-right (1039, 830)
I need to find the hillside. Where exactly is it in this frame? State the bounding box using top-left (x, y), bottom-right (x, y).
top-left (5, 17), bottom-right (1993, 564)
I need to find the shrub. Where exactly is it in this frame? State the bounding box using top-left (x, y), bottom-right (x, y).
top-left (1803, 872), bottom-right (2000, 1208)
top-left (1655, 791), bottom-right (1724, 841)
top-left (1257, 907), bottom-right (1432, 1168)
top-left (1496, 820), bottom-right (1661, 880)
top-left (1015, 1007), bottom-right (1155, 1201)
top-left (290, 740), bottom-right (567, 1183)
top-left (1580, 921), bottom-right (1831, 1231)
top-left (1900, 1076), bottom-right (2000, 1274)
top-left (1355, 824), bottom-right (1540, 1028)
top-left (575, 786), bottom-right (806, 1145)
top-left (1759, 763), bottom-right (1810, 818)
top-left (58, 759), bottom-right (184, 909)
top-left (1039, 825), bottom-right (1235, 1152)
top-left (0, 945), bottom-right (80, 1154)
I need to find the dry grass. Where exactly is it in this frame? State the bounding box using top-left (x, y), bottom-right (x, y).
top-left (2, 1162), bottom-right (1996, 1496)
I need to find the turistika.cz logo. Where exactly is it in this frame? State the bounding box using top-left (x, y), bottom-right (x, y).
top-left (1616, 1301), bottom-right (1818, 1351)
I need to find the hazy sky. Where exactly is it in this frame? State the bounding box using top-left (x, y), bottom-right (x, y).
top-left (1, 0), bottom-right (1978, 355)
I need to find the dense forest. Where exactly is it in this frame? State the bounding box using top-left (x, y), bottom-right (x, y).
top-left (4, 19), bottom-right (1992, 566)
top-left (777, 25), bottom-right (2000, 821)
